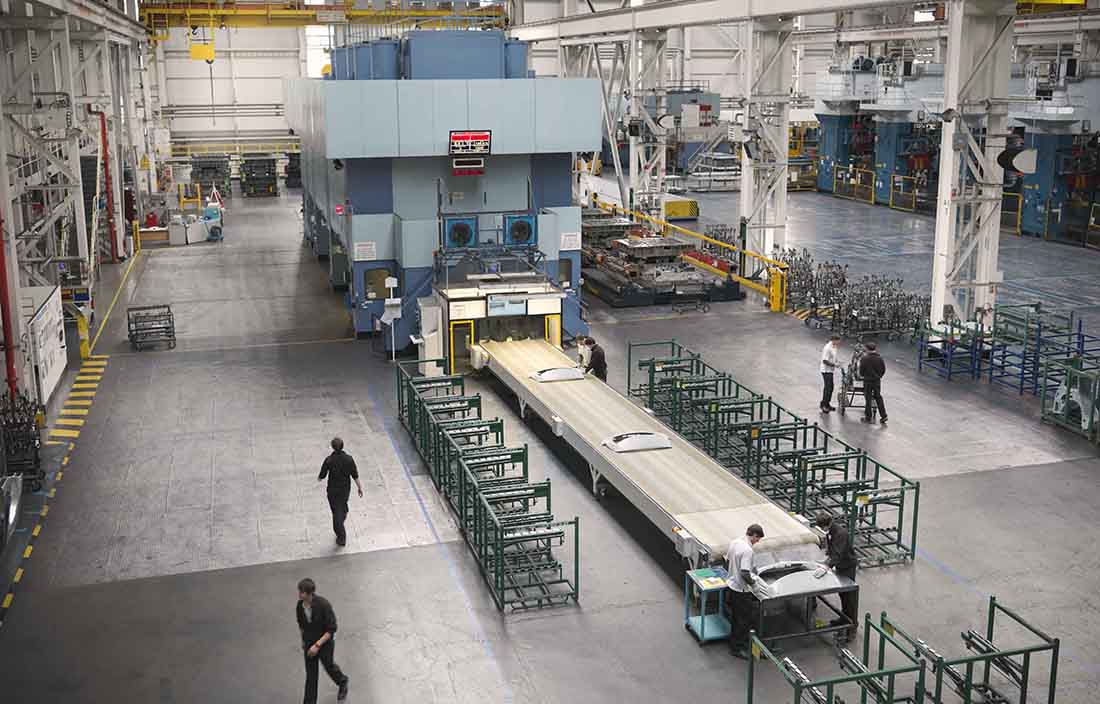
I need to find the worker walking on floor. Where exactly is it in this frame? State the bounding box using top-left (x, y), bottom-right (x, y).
top-left (296, 578), bottom-right (351, 703)
top-left (319, 437), bottom-right (364, 546)
top-left (820, 334), bottom-right (841, 412)
top-left (814, 514), bottom-right (858, 642)
top-left (858, 342), bottom-right (888, 423)
top-left (726, 523), bottom-right (765, 659)
top-left (584, 337), bottom-right (608, 383)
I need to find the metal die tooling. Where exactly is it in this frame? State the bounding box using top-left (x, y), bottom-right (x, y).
top-left (474, 338), bottom-right (822, 568)
top-left (627, 340), bottom-right (919, 568)
top-left (395, 359), bottom-right (579, 611)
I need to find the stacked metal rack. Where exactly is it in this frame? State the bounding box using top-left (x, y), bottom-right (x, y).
top-left (627, 340), bottom-right (920, 568)
top-left (396, 358), bottom-right (580, 611)
top-left (0, 393), bottom-right (42, 492)
top-left (284, 153), bottom-right (302, 189)
top-left (240, 154), bottom-right (279, 197)
top-left (984, 303), bottom-right (1100, 396)
top-left (191, 155), bottom-right (231, 197)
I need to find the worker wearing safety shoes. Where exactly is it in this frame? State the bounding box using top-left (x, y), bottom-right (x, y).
top-left (858, 342), bottom-right (888, 423)
top-left (814, 514), bottom-right (858, 642)
top-left (726, 523), bottom-right (765, 659)
top-left (820, 334), bottom-right (842, 412)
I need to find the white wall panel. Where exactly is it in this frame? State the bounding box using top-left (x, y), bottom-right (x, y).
top-left (161, 26), bottom-right (303, 140)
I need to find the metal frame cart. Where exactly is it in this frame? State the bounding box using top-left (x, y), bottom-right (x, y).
top-left (837, 341), bottom-right (878, 418)
top-left (127, 305), bottom-right (177, 350)
top-left (881, 596), bottom-right (1059, 704)
top-left (684, 566), bottom-right (730, 643)
top-left (748, 615), bottom-right (926, 703)
top-left (751, 561), bottom-right (859, 647)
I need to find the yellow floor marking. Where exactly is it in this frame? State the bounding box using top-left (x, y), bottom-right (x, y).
top-left (32, 525), bottom-right (41, 537)
top-left (72, 383), bottom-right (98, 390)
top-left (70, 391), bottom-right (96, 398)
top-left (40, 506), bottom-right (48, 517)
top-left (89, 252), bottom-right (142, 353)
top-left (61, 408), bottom-right (89, 417)
top-left (88, 354), bottom-right (110, 359)
top-left (22, 546), bottom-right (32, 559)
top-left (56, 471), bottom-right (63, 480)
top-left (44, 440), bottom-right (65, 446)
top-left (65, 399), bottom-right (93, 407)
top-left (48, 489), bottom-right (56, 498)
top-left (49, 428), bottom-right (80, 438)
top-left (62, 457), bottom-right (70, 466)
top-left (68, 443), bottom-right (75, 451)
top-left (1, 594), bottom-right (12, 609)
top-left (56, 418), bottom-right (85, 427)
top-left (13, 569), bottom-right (23, 584)
top-left (76, 375), bottom-right (103, 382)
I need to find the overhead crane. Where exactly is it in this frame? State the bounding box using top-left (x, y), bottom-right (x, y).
top-left (140, 0), bottom-right (508, 35)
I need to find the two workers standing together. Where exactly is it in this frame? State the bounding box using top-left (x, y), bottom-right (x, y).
top-left (819, 335), bottom-right (888, 423)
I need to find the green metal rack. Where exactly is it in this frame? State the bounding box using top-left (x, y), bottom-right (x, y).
top-left (881, 596), bottom-right (1060, 703)
top-left (1040, 356), bottom-right (1100, 445)
top-left (627, 340), bottom-right (920, 568)
top-left (396, 358), bottom-right (580, 611)
top-left (747, 614), bottom-right (927, 703)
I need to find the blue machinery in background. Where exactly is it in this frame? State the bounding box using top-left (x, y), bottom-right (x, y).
top-left (287, 30), bottom-right (601, 352)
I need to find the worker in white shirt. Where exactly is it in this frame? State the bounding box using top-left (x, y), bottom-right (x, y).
top-left (576, 336), bottom-right (591, 369)
top-left (819, 335), bottom-right (842, 413)
top-left (726, 523), bottom-right (765, 659)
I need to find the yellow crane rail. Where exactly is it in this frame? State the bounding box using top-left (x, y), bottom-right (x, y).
top-left (140, 1), bottom-right (508, 30)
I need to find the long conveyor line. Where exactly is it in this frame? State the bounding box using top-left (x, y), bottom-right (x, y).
top-left (478, 339), bottom-right (821, 563)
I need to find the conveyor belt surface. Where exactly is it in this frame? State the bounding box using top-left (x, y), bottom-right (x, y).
top-left (480, 339), bottom-right (819, 559)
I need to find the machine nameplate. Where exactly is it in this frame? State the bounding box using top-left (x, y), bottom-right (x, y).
top-left (449, 130), bottom-right (492, 155)
top-left (560, 231), bottom-right (581, 251)
top-left (354, 241), bottom-right (377, 261)
top-left (449, 300), bottom-right (487, 320)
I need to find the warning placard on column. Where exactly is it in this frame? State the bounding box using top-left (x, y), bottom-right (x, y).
top-left (354, 241), bottom-right (377, 261)
top-left (560, 232), bottom-right (581, 251)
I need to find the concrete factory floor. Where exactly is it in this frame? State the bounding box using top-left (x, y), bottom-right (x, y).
top-left (0, 190), bottom-right (1098, 703)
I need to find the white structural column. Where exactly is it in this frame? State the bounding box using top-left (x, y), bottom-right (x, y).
top-left (930, 0), bottom-right (1013, 324)
top-left (738, 18), bottom-right (792, 261)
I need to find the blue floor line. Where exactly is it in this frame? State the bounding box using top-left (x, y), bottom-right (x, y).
top-left (358, 373), bottom-right (515, 704)
top-left (916, 547), bottom-right (1099, 678)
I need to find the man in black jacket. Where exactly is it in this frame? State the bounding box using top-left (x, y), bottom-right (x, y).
top-left (815, 514), bottom-right (858, 642)
top-left (857, 342), bottom-right (888, 423)
top-left (319, 437), bottom-right (364, 546)
top-left (296, 578), bottom-right (350, 703)
top-left (584, 337), bottom-right (608, 383)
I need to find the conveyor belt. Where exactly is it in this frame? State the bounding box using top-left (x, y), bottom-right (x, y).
top-left (480, 339), bottom-right (820, 559)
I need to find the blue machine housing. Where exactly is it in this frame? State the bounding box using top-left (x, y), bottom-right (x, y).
top-left (1020, 131), bottom-right (1075, 238)
top-left (503, 214), bottom-right (537, 247)
top-left (874, 122), bottom-right (913, 205)
top-left (816, 115), bottom-right (854, 192)
top-left (287, 30), bottom-right (602, 351)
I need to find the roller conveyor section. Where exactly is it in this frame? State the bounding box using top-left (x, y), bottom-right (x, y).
top-left (479, 339), bottom-right (820, 562)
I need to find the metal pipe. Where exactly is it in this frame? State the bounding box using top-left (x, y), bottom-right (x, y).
top-left (87, 105), bottom-right (119, 264)
top-left (0, 212), bottom-right (19, 398)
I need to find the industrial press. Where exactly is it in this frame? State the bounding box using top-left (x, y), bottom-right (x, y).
top-left (286, 30), bottom-right (601, 352)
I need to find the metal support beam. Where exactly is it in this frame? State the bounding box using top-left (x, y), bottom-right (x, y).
top-left (930, 0), bottom-right (1013, 325)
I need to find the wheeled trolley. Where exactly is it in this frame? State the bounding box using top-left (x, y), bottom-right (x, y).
top-left (127, 305), bottom-right (176, 350)
top-left (837, 342), bottom-right (877, 419)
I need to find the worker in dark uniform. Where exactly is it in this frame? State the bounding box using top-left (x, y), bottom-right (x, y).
top-left (857, 342), bottom-right (888, 423)
top-left (319, 437), bottom-right (363, 546)
top-left (296, 578), bottom-right (350, 703)
top-left (584, 337), bottom-right (608, 383)
top-left (815, 514), bottom-right (858, 642)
